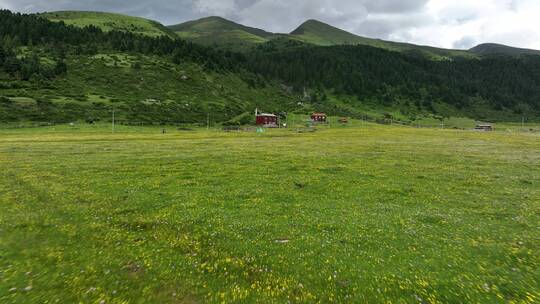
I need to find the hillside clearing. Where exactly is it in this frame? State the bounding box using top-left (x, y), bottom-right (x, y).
top-left (0, 123), bottom-right (538, 303)
top-left (40, 11), bottom-right (176, 38)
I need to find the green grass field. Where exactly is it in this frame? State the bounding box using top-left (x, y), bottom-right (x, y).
top-left (0, 123), bottom-right (539, 303)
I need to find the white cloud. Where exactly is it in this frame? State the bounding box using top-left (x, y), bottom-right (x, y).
top-left (414, 0), bottom-right (540, 49)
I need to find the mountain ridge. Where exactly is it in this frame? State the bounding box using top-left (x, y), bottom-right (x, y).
top-left (469, 43), bottom-right (540, 56)
top-left (290, 19), bottom-right (373, 44)
top-left (169, 16), bottom-right (275, 38)
top-left (167, 16), bottom-right (276, 50)
top-left (41, 11), bottom-right (540, 58)
top-left (170, 16), bottom-right (474, 59)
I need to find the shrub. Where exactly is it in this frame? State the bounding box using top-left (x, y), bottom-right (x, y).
top-left (0, 96), bottom-right (12, 104)
top-left (224, 112), bottom-right (254, 126)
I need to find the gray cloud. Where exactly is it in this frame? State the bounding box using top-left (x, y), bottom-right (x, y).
top-left (355, 11), bottom-right (434, 41)
top-left (363, 0), bottom-right (428, 13)
top-left (453, 36), bottom-right (477, 49)
top-left (0, 0), bottom-right (539, 50)
top-left (193, 0), bottom-right (428, 33)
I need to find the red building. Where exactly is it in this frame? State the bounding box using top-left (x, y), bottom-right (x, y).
top-left (256, 113), bottom-right (279, 128)
top-left (311, 113), bottom-right (327, 123)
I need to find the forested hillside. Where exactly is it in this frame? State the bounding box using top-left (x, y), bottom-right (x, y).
top-left (0, 10), bottom-right (292, 124)
top-left (40, 11), bottom-right (177, 38)
top-left (247, 44), bottom-right (540, 120)
top-left (1, 10), bottom-right (540, 124)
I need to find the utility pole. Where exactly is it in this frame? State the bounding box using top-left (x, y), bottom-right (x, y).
top-left (522, 116), bottom-right (525, 129)
top-left (112, 108), bottom-right (115, 133)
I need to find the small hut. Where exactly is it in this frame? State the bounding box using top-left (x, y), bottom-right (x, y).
top-left (475, 124), bottom-right (494, 131)
top-left (255, 109), bottom-right (279, 128)
top-left (311, 113), bottom-right (327, 123)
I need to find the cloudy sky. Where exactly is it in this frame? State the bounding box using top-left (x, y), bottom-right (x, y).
top-left (1, 0), bottom-right (540, 50)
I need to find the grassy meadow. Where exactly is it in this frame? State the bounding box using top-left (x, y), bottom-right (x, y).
top-left (40, 11), bottom-right (176, 38)
top-left (0, 122), bottom-right (539, 303)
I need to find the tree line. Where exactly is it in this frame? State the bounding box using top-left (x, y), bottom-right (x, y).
top-left (0, 45), bottom-right (67, 80)
top-left (246, 44), bottom-right (540, 116)
top-left (1, 9), bottom-right (539, 119)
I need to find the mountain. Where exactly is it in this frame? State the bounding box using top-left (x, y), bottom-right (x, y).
top-left (290, 19), bottom-right (379, 46)
top-left (168, 16), bottom-right (276, 50)
top-left (38, 12), bottom-right (540, 60)
top-left (39, 11), bottom-right (177, 38)
top-left (289, 20), bottom-right (473, 59)
top-left (0, 11), bottom-right (293, 124)
top-left (171, 17), bottom-right (473, 59)
top-left (1, 10), bottom-right (539, 125)
top-left (247, 43), bottom-right (540, 121)
top-left (470, 43), bottom-right (540, 56)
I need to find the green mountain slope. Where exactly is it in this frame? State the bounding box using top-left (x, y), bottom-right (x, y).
top-left (170, 17), bottom-right (474, 59)
top-left (470, 43), bottom-right (540, 56)
top-left (40, 11), bottom-right (177, 38)
top-left (2, 10), bottom-right (540, 125)
top-left (0, 52), bottom-right (293, 124)
top-left (290, 20), bottom-right (474, 59)
top-left (247, 43), bottom-right (540, 122)
top-left (0, 11), bottom-right (294, 124)
top-left (168, 17), bottom-right (275, 50)
top-left (290, 19), bottom-right (379, 46)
